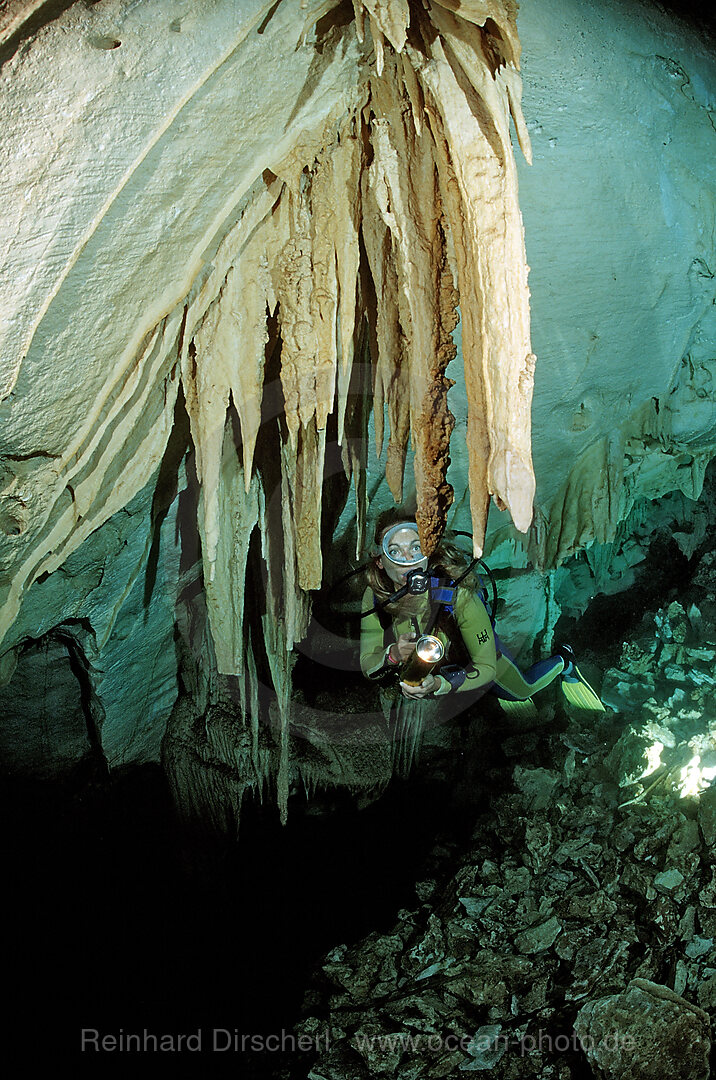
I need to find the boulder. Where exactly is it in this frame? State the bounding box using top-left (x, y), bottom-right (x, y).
top-left (575, 978), bottom-right (710, 1080)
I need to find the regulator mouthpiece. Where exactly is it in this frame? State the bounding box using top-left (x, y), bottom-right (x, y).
top-left (405, 568), bottom-right (429, 594)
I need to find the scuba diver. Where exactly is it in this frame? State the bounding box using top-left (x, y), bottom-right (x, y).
top-left (360, 511), bottom-right (604, 720)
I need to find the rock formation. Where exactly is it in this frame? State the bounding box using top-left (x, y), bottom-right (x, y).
top-left (0, 0), bottom-right (714, 831)
top-left (2, 4), bottom-right (716, 1076)
top-left (0, 0), bottom-right (540, 815)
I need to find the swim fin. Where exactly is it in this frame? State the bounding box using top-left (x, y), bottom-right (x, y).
top-left (496, 697), bottom-right (539, 720)
top-left (559, 646), bottom-right (605, 712)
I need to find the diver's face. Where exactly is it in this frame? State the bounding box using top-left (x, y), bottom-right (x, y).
top-left (379, 526), bottom-right (424, 587)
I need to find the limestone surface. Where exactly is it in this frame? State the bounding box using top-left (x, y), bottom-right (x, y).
top-left (0, 0), bottom-right (536, 681)
top-left (0, 0), bottom-right (714, 814)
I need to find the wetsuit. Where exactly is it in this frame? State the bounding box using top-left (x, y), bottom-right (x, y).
top-left (360, 584), bottom-right (567, 702)
top-left (361, 585), bottom-right (496, 695)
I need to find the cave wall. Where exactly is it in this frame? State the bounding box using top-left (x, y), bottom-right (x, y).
top-left (521, 0), bottom-right (716, 565)
top-left (0, 468), bottom-right (182, 770)
top-left (0, 0), bottom-right (714, 802)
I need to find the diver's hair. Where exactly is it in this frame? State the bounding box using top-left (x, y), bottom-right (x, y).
top-left (365, 514), bottom-right (474, 612)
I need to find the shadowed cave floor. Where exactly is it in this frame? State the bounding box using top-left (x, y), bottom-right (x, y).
top-left (1, 752), bottom-right (500, 1074)
top-left (3, 531), bottom-right (715, 1077)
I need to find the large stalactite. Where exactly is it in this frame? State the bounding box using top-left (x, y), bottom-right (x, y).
top-left (0, 0), bottom-right (536, 822)
top-left (168, 0), bottom-right (537, 824)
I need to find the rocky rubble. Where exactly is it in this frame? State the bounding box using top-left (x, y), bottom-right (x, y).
top-left (294, 578), bottom-right (716, 1078)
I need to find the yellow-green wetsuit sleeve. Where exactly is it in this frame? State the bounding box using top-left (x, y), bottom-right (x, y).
top-left (360, 586), bottom-right (393, 678)
top-left (434, 588), bottom-right (497, 695)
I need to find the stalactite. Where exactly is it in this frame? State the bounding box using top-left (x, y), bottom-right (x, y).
top-left (432, 0), bottom-right (522, 69)
top-left (341, 322), bottom-right (373, 558)
top-left (332, 126), bottom-right (363, 448)
top-left (171, 0), bottom-right (536, 825)
top-left (361, 159), bottom-right (411, 502)
top-left (404, 3), bottom-right (536, 553)
top-left (228, 243), bottom-right (273, 493)
top-left (205, 437), bottom-right (260, 678)
top-left (367, 55), bottom-right (459, 554)
top-left (245, 624), bottom-right (261, 773)
top-left (1, 0), bottom-right (538, 827)
top-left (184, 303), bottom-right (232, 581)
top-left (261, 447), bottom-right (309, 822)
top-left (357, 0), bottom-right (409, 53)
top-left (267, 118), bottom-right (366, 591)
top-left (1, 0), bottom-right (533, 637)
top-left (430, 4), bottom-right (535, 530)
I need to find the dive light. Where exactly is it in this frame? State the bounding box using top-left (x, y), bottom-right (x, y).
top-left (401, 634), bottom-right (445, 686)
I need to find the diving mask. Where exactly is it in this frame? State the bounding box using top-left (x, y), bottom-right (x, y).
top-left (381, 522), bottom-right (428, 573)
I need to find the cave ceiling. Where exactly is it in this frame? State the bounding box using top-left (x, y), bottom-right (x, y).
top-left (0, 0), bottom-right (538, 660)
top-left (0, 0), bottom-right (714, 809)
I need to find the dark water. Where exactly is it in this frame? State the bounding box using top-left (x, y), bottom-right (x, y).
top-left (1, 760), bottom-right (481, 1073)
top-left (5, 517), bottom-right (705, 1072)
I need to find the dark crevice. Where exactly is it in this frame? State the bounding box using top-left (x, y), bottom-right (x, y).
top-left (6, 495), bottom-right (716, 1072)
top-left (0, 0), bottom-right (79, 72)
top-left (257, 0), bottom-right (282, 36)
top-left (0, 738), bottom-right (500, 1070)
top-left (53, 627), bottom-right (108, 772)
top-left (554, 532), bottom-right (698, 672)
top-left (145, 384), bottom-right (191, 611)
top-left (654, 0), bottom-right (716, 36)
top-left (313, 0), bottom-right (354, 44)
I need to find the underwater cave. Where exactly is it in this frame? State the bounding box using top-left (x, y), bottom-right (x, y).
top-left (1, 0), bottom-right (716, 1076)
